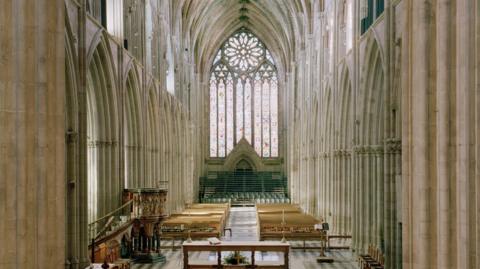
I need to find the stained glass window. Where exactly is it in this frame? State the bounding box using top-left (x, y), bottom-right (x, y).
top-left (209, 29), bottom-right (278, 158)
top-left (254, 74), bottom-right (262, 155)
top-left (209, 74), bottom-right (217, 156)
top-left (226, 74), bottom-right (234, 153)
top-left (236, 79), bottom-right (244, 142)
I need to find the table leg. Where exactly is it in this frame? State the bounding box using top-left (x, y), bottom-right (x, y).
top-left (217, 251), bottom-right (222, 267)
top-left (183, 249), bottom-right (189, 269)
top-left (284, 249), bottom-right (289, 269)
top-left (251, 251), bottom-right (255, 266)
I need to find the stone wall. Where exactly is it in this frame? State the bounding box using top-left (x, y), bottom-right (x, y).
top-left (284, 1), bottom-right (403, 268)
top-left (63, 0), bottom-right (199, 268)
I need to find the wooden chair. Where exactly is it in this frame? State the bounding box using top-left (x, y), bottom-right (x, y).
top-left (358, 245), bottom-right (384, 269)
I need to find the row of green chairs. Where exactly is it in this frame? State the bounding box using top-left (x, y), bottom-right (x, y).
top-left (201, 192), bottom-right (290, 204)
top-left (204, 192), bottom-right (286, 199)
top-left (201, 197), bottom-right (291, 204)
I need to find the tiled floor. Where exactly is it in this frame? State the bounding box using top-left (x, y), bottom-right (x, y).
top-left (132, 207), bottom-right (358, 269)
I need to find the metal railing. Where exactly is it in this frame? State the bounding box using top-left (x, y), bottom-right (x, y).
top-left (88, 199), bottom-right (135, 241)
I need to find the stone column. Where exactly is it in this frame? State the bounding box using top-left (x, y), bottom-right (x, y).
top-left (0, 0), bottom-right (65, 268)
top-left (374, 145), bottom-right (384, 247)
top-left (364, 147), bottom-right (372, 250)
top-left (435, 1), bottom-right (455, 268)
top-left (402, 1), bottom-right (437, 268)
top-left (454, 1), bottom-right (476, 268)
top-left (402, 1), bottom-right (479, 268)
top-left (346, 151), bottom-right (352, 235)
top-left (352, 146), bottom-right (362, 251)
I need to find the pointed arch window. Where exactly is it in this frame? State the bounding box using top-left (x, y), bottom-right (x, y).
top-left (209, 30), bottom-right (278, 158)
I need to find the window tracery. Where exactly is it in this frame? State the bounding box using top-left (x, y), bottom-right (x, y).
top-left (209, 30), bottom-right (278, 158)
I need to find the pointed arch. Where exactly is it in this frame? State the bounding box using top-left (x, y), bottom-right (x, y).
top-left (360, 37), bottom-right (385, 145)
top-left (124, 65), bottom-right (144, 188)
top-left (339, 64), bottom-right (353, 148)
top-left (65, 18), bottom-right (78, 134)
top-left (146, 85), bottom-right (160, 188)
top-left (209, 29), bottom-right (279, 159)
top-left (86, 34), bottom-right (120, 224)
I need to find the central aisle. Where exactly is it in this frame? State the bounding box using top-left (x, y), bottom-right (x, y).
top-left (224, 207), bottom-right (258, 241)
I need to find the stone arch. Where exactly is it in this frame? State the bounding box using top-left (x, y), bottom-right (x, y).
top-left (162, 96), bottom-right (176, 213)
top-left (354, 36), bottom-right (386, 253)
top-left (323, 86), bottom-right (334, 221)
top-left (146, 86), bottom-right (160, 188)
top-left (159, 93), bottom-right (169, 192)
top-left (65, 18), bottom-right (78, 133)
top-left (124, 65), bottom-right (144, 188)
top-left (223, 138), bottom-right (265, 171)
top-left (86, 34), bottom-right (120, 223)
top-left (323, 86), bottom-right (334, 153)
top-left (338, 63), bottom-right (353, 236)
top-left (65, 14), bottom-right (85, 266)
top-left (339, 64), bottom-right (353, 149)
top-left (172, 103), bottom-right (183, 209)
top-left (235, 159), bottom-right (254, 171)
top-left (360, 37), bottom-right (385, 145)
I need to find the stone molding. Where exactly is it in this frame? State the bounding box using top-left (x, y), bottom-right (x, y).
top-left (66, 131), bottom-right (78, 144)
top-left (353, 145), bottom-right (385, 155)
top-left (385, 138), bottom-right (401, 154)
top-left (87, 140), bottom-right (119, 148)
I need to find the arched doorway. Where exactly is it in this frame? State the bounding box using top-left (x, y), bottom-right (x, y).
top-left (235, 159), bottom-right (253, 172)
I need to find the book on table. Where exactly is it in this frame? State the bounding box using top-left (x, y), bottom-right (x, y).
top-left (208, 237), bottom-right (221, 245)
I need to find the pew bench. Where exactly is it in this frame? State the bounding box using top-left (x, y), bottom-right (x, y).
top-left (358, 245), bottom-right (384, 269)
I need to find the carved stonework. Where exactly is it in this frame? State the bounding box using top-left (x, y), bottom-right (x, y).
top-left (371, 145), bottom-right (384, 155)
top-left (353, 145), bottom-right (366, 155)
top-left (124, 188), bottom-right (168, 219)
top-left (87, 140), bottom-right (119, 148)
top-left (66, 131), bottom-right (78, 144)
top-left (385, 138), bottom-right (401, 154)
top-left (124, 188), bottom-right (168, 260)
top-left (353, 145), bottom-right (384, 155)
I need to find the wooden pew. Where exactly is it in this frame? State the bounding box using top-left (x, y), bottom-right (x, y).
top-left (160, 203), bottom-right (230, 249)
top-left (358, 245), bottom-right (384, 269)
top-left (256, 204), bottom-right (327, 251)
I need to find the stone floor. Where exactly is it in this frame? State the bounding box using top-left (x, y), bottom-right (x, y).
top-left (132, 207), bottom-right (358, 269)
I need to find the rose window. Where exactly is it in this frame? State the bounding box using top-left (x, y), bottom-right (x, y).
top-left (223, 32), bottom-right (264, 72)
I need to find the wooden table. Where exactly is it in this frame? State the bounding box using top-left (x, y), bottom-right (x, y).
top-left (161, 231), bottom-right (222, 250)
top-left (182, 241), bottom-right (290, 269)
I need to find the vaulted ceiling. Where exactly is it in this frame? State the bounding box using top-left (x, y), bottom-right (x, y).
top-left (174, 0), bottom-right (323, 74)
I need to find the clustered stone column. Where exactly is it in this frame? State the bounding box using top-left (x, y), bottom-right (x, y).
top-left (351, 145), bottom-right (385, 252)
top-left (402, 1), bottom-right (480, 268)
top-left (0, 0), bottom-right (65, 268)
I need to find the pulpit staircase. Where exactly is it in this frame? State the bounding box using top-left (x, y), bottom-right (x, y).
top-left (88, 185), bottom-right (168, 266)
